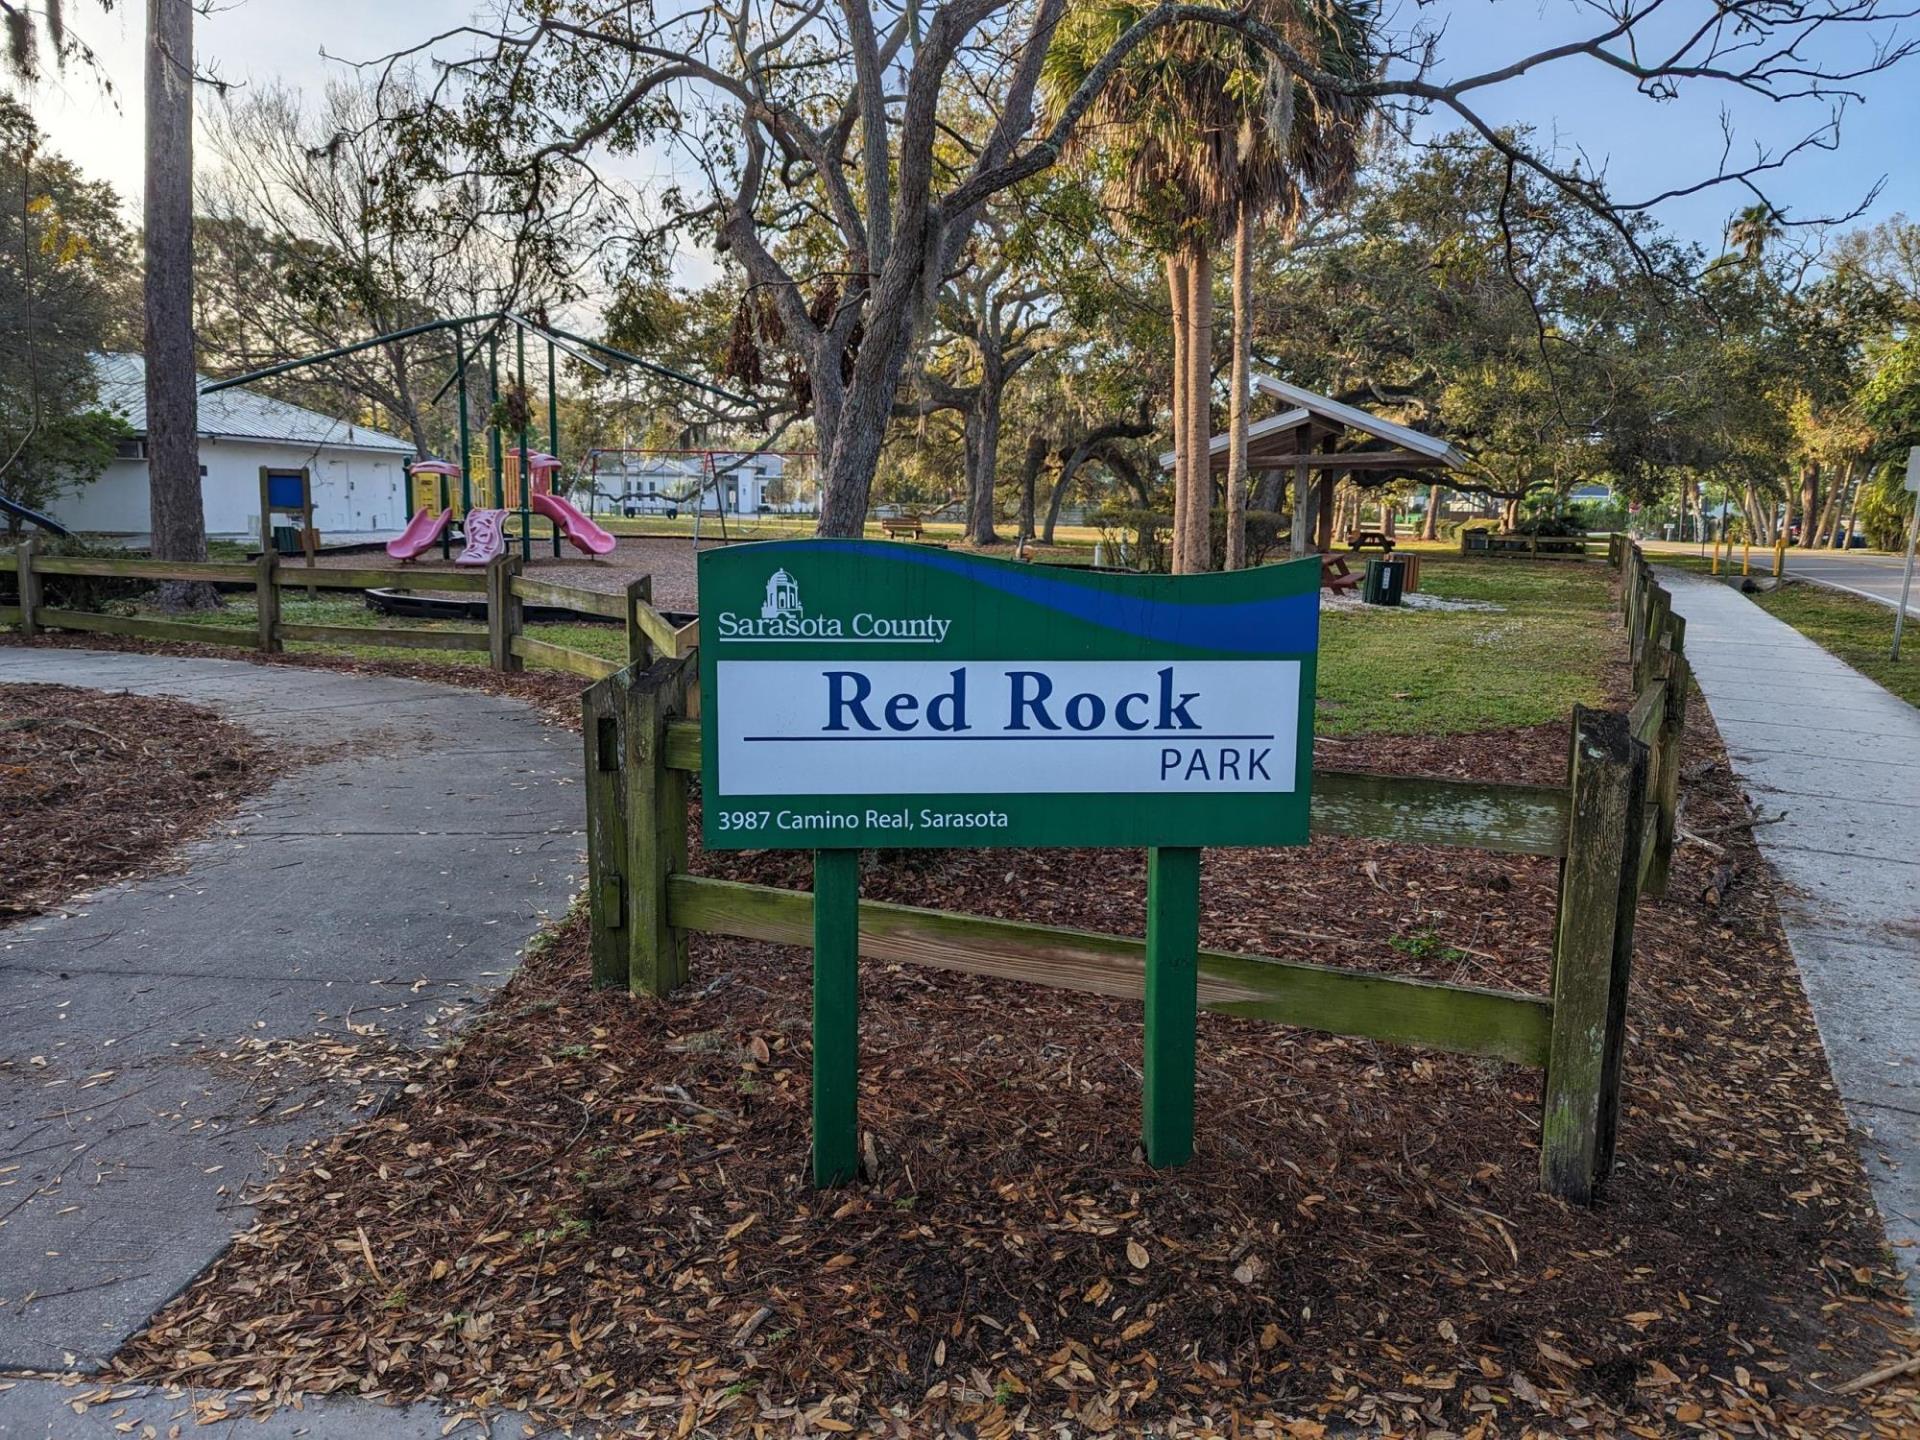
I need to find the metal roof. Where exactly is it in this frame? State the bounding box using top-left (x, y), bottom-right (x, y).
top-left (93, 353), bottom-right (414, 454)
top-left (1159, 375), bottom-right (1465, 472)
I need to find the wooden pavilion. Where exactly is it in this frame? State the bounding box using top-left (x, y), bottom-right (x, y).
top-left (1160, 374), bottom-right (1465, 555)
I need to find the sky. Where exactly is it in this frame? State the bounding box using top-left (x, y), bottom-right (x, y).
top-left (22, 0), bottom-right (1920, 264)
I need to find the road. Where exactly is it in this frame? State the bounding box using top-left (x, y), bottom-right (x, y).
top-left (1637, 539), bottom-right (1919, 617)
top-left (1783, 547), bottom-right (1919, 617)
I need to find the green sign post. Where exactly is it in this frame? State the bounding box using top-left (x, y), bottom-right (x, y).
top-left (698, 540), bottom-right (1320, 1181)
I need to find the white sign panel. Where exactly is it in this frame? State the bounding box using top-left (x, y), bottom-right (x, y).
top-left (716, 659), bottom-right (1302, 796)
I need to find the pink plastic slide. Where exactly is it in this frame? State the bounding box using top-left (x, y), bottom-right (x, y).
top-left (532, 491), bottom-right (618, 556)
top-left (386, 506), bottom-right (451, 560)
top-left (455, 508), bottom-right (508, 566)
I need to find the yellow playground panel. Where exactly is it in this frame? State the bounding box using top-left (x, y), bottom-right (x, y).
top-left (410, 452), bottom-right (539, 519)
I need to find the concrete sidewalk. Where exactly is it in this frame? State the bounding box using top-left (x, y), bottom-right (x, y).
top-left (0, 650), bottom-right (581, 1386)
top-left (1661, 571), bottom-right (1920, 1301)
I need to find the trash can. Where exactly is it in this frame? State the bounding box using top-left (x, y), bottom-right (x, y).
top-left (1363, 555), bottom-right (1407, 606)
top-left (271, 524), bottom-right (302, 555)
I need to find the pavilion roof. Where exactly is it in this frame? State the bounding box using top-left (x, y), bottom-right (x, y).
top-left (1158, 374), bottom-right (1465, 474)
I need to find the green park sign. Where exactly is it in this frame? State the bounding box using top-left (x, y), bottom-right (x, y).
top-left (697, 538), bottom-right (1321, 1184)
top-left (697, 541), bottom-right (1321, 852)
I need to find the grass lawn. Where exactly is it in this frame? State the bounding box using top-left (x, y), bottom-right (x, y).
top-left (1318, 553), bottom-right (1616, 735)
top-left (1753, 580), bottom-right (1920, 708)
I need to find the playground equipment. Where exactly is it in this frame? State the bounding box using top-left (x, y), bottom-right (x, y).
top-left (388, 460), bottom-right (459, 560)
top-left (585, 448), bottom-right (819, 545)
top-left (205, 310), bottom-right (748, 564)
top-left (0, 490), bottom-right (72, 537)
top-left (394, 450), bottom-right (614, 563)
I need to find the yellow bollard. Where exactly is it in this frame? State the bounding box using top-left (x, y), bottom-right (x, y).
top-left (1774, 536), bottom-right (1787, 578)
top-left (1710, 529), bottom-right (1720, 575)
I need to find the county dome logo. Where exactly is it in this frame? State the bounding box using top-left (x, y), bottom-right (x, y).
top-left (761, 568), bottom-right (802, 620)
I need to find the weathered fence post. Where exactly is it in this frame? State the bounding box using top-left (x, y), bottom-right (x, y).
top-left (1646, 614), bottom-right (1689, 898)
top-left (583, 653), bottom-right (695, 995)
top-left (16, 534), bottom-right (39, 641)
top-left (582, 671), bottom-right (629, 989)
top-left (625, 574), bottom-right (653, 664)
top-left (488, 555), bottom-right (524, 672)
top-left (1634, 583), bottom-right (1671, 694)
top-left (1541, 706), bottom-right (1648, 1203)
top-left (255, 549), bottom-right (282, 653)
top-left (627, 655), bottom-right (693, 995)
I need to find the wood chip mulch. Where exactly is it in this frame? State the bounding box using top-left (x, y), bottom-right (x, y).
top-left (106, 708), bottom-right (1920, 1437)
top-left (0, 683), bottom-right (276, 923)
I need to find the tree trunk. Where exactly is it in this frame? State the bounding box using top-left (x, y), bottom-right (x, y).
top-left (1166, 252), bottom-right (1188, 569)
top-left (146, 0), bottom-right (215, 609)
top-left (1314, 472), bottom-right (1336, 553)
top-left (1836, 458), bottom-right (1863, 548)
top-left (1253, 468), bottom-right (1284, 513)
top-left (1017, 431), bottom-right (1047, 539)
top-left (1796, 462), bottom-right (1819, 547)
top-left (388, 339), bottom-right (430, 457)
top-left (1421, 483), bottom-right (1441, 540)
top-left (965, 363), bottom-right (1002, 545)
top-left (1224, 201), bottom-right (1252, 571)
top-left (1178, 244), bottom-right (1214, 574)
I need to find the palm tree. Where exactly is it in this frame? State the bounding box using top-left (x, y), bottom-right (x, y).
top-left (1043, 0), bottom-right (1375, 572)
top-left (1726, 203), bottom-right (1783, 266)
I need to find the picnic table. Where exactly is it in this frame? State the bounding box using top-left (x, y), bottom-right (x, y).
top-left (1345, 529), bottom-right (1397, 552)
top-left (1321, 553), bottom-right (1361, 591)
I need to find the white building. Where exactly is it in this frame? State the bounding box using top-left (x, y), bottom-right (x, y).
top-left (53, 353), bottom-right (416, 542)
top-left (591, 450), bottom-right (807, 516)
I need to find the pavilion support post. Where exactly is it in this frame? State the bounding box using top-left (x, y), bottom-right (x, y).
top-left (1289, 460), bottom-right (1312, 557)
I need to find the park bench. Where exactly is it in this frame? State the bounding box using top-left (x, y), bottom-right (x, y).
top-left (880, 513), bottom-right (925, 540)
top-left (1345, 529), bottom-right (1397, 552)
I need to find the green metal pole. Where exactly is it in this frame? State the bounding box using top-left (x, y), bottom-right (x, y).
top-left (487, 335), bottom-right (503, 511)
top-left (812, 848), bottom-right (860, 1187)
top-left (547, 338), bottom-right (562, 555)
top-left (456, 326), bottom-right (472, 518)
top-left (1142, 846), bottom-right (1200, 1167)
top-left (546, 338), bottom-right (559, 456)
top-left (516, 326), bottom-right (531, 561)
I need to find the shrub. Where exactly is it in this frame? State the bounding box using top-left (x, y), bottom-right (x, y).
top-left (1509, 514), bottom-right (1587, 538)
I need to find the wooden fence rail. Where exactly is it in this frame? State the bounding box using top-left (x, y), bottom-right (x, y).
top-left (583, 539), bottom-right (1688, 1203)
top-left (1, 539), bottom-right (686, 680)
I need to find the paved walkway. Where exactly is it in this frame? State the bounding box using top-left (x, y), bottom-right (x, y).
top-left (0, 650), bottom-right (580, 1419)
top-left (1662, 571), bottom-right (1920, 1301)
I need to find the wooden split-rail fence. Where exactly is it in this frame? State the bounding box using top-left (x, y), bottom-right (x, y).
top-left (581, 540), bottom-right (1688, 1203)
top-left (0, 537), bottom-right (695, 679)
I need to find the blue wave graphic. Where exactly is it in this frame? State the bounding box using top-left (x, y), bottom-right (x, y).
top-left (797, 540), bottom-right (1317, 654)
